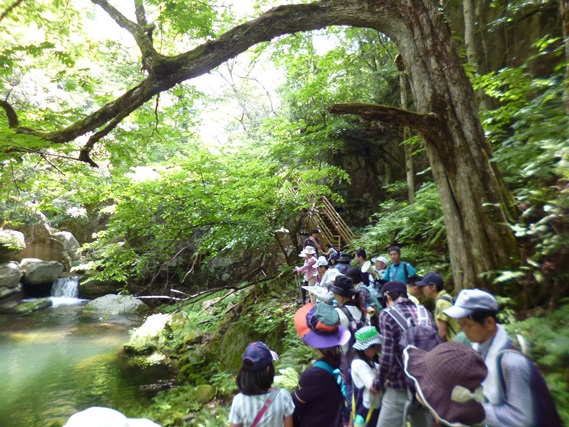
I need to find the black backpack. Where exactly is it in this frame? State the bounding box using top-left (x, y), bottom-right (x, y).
top-left (497, 345), bottom-right (562, 427)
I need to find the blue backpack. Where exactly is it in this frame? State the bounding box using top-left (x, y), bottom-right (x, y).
top-left (497, 345), bottom-right (562, 427)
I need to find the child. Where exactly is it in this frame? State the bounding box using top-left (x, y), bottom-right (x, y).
top-left (351, 326), bottom-right (382, 427)
top-left (294, 245), bottom-right (317, 304)
top-left (229, 342), bottom-right (294, 427)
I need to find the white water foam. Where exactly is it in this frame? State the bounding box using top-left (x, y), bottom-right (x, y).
top-left (50, 277), bottom-right (83, 306)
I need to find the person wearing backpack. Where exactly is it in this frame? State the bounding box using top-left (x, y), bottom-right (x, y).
top-left (415, 273), bottom-right (461, 341)
top-left (293, 302), bottom-right (352, 427)
top-left (329, 274), bottom-right (368, 351)
top-left (371, 280), bottom-right (436, 427)
top-left (383, 246), bottom-right (419, 284)
top-left (351, 326), bottom-right (382, 427)
top-left (443, 289), bottom-right (562, 427)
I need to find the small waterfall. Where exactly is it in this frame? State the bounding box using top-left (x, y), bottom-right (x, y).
top-left (51, 277), bottom-right (81, 305)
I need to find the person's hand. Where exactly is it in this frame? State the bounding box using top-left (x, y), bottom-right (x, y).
top-left (292, 268), bottom-right (298, 275)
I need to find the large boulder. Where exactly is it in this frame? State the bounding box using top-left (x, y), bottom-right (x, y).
top-left (0, 262), bottom-right (22, 288)
top-left (84, 294), bottom-right (149, 315)
top-left (0, 285), bottom-right (23, 312)
top-left (0, 229), bottom-right (26, 262)
top-left (20, 258), bottom-right (64, 285)
top-left (52, 231), bottom-right (81, 262)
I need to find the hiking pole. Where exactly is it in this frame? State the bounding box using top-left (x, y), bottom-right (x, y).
top-left (294, 272), bottom-right (303, 304)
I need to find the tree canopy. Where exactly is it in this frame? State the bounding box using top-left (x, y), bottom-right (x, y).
top-left (1, 0), bottom-right (567, 298)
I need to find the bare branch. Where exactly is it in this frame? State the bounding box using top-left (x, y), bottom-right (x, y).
top-left (91, 0), bottom-right (159, 69)
top-left (328, 103), bottom-right (440, 135)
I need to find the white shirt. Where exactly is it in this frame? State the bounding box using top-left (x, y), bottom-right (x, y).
top-left (228, 388), bottom-right (295, 427)
top-left (351, 358), bottom-right (380, 409)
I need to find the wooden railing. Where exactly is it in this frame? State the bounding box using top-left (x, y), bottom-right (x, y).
top-left (307, 196), bottom-right (355, 250)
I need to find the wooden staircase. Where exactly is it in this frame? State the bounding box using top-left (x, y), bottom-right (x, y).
top-left (306, 196), bottom-right (355, 250)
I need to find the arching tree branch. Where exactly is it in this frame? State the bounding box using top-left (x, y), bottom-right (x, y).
top-left (1, 0), bottom-right (397, 163)
top-left (328, 103), bottom-right (441, 135)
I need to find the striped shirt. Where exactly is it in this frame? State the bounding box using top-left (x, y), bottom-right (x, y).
top-left (228, 388), bottom-right (295, 427)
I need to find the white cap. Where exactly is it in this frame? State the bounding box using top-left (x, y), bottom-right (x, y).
top-left (314, 256), bottom-right (328, 267)
top-left (443, 289), bottom-right (499, 319)
top-left (372, 256), bottom-right (388, 265)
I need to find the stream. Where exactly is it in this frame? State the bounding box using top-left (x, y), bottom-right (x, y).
top-left (0, 279), bottom-right (162, 426)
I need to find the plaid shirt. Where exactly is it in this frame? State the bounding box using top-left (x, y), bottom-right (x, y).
top-left (373, 299), bottom-right (436, 391)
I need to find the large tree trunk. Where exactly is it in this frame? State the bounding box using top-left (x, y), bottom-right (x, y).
top-left (329, 1), bottom-right (521, 290)
top-left (395, 2), bottom-right (520, 291)
top-left (1, 0), bottom-right (521, 290)
top-left (399, 72), bottom-right (415, 203)
top-left (561, 0), bottom-right (569, 115)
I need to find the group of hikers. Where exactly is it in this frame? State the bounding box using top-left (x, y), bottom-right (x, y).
top-left (228, 229), bottom-right (562, 427)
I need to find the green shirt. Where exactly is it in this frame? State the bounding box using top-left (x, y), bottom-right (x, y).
top-left (435, 290), bottom-right (461, 341)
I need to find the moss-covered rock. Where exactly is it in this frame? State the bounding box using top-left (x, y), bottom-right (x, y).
top-left (219, 319), bottom-right (260, 372)
top-left (187, 384), bottom-right (216, 405)
top-left (15, 297), bottom-right (53, 314)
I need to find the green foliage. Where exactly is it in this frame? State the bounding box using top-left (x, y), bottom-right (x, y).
top-left (472, 38), bottom-right (569, 295)
top-left (504, 304), bottom-right (569, 424)
top-left (356, 181), bottom-right (449, 274)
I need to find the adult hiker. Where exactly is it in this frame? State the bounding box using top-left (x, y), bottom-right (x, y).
top-left (315, 256), bottom-right (340, 289)
top-left (371, 280), bottom-right (436, 427)
top-left (229, 342), bottom-right (294, 427)
top-left (383, 245), bottom-right (418, 284)
top-left (302, 228), bottom-right (322, 256)
top-left (444, 289), bottom-right (562, 427)
top-left (415, 273), bottom-right (461, 341)
top-left (293, 303), bottom-right (351, 427)
top-left (403, 341), bottom-right (488, 427)
top-left (345, 267), bottom-right (381, 330)
top-left (329, 275), bottom-right (368, 350)
top-left (371, 255), bottom-right (387, 278)
top-left (334, 252), bottom-right (352, 274)
top-left (293, 246), bottom-right (317, 304)
top-left (351, 326), bottom-right (382, 427)
top-left (354, 248), bottom-right (372, 285)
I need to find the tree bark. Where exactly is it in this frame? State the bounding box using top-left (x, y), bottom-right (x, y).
top-left (399, 72), bottom-right (415, 203)
top-left (561, 0), bottom-right (569, 115)
top-left (1, 0), bottom-right (521, 290)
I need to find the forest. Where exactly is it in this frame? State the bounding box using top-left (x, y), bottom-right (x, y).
top-left (0, 0), bottom-right (568, 426)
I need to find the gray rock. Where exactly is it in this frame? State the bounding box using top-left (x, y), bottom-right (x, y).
top-left (0, 230), bottom-right (26, 262)
top-left (0, 262), bottom-right (22, 288)
top-left (52, 231), bottom-right (81, 261)
top-left (20, 258), bottom-right (64, 285)
top-left (84, 294), bottom-right (149, 315)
